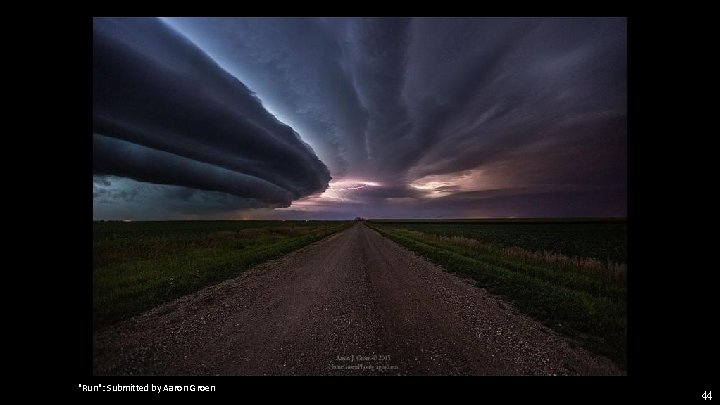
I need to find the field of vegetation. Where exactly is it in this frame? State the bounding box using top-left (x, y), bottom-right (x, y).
top-left (367, 219), bottom-right (627, 368)
top-left (93, 220), bottom-right (351, 331)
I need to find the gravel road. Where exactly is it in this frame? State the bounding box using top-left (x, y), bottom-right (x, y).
top-left (93, 223), bottom-right (622, 375)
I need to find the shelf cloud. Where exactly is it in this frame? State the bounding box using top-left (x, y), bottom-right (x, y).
top-left (93, 17), bottom-right (331, 213)
top-left (94, 17), bottom-right (626, 219)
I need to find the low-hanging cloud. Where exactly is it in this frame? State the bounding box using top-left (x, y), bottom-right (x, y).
top-left (95, 17), bottom-right (626, 219)
top-left (93, 176), bottom-right (266, 220)
top-left (93, 17), bottom-right (330, 210)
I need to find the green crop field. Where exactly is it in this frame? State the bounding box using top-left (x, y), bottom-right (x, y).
top-left (370, 220), bottom-right (627, 263)
top-left (93, 220), bottom-right (351, 331)
top-left (367, 219), bottom-right (627, 368)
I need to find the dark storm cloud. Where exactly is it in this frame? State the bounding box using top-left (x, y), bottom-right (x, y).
top-left (164, 17), bottom-right (371, 176)
top-left (325, 17), bottom-right (625, 216)
top-left (95, 17), bottom-right (626, 219)
top-left (329, 17), bottom-right (414, 167)
top-left (93, 17), bottom-right (330, 210)
top-left (394, 17), bottom-right (626, 179)
top-left (93, 135), bottom-right (295, 206)
top-left (93, 176), bottom-right (266, 220)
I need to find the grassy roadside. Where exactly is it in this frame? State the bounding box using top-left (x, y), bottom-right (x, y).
top-left (93, 220), bottom-right (352, 331)
top-left (366, 221), bottom-right (627, 369)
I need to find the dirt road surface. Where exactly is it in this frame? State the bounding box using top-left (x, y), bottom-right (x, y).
top-left (93, 223), bottom-right (622, 375)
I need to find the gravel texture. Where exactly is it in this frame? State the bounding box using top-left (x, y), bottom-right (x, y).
top-left (93, 223), bottom-right (623, 375)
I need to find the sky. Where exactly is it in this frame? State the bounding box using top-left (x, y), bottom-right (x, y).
top-left (93, 17), bottom-right (626, 220)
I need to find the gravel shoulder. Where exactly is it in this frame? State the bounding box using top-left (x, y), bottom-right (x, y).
top-left (93, 223), bottom-right (623, 375)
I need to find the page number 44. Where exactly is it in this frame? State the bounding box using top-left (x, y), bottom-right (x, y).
top-left (703, 391), bottom-right (712, 400)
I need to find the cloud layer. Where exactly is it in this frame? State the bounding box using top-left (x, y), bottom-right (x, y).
top-left (93, 17), bottom-right (330, 212)
top-left (94, 17), bottom-right (626, 219)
